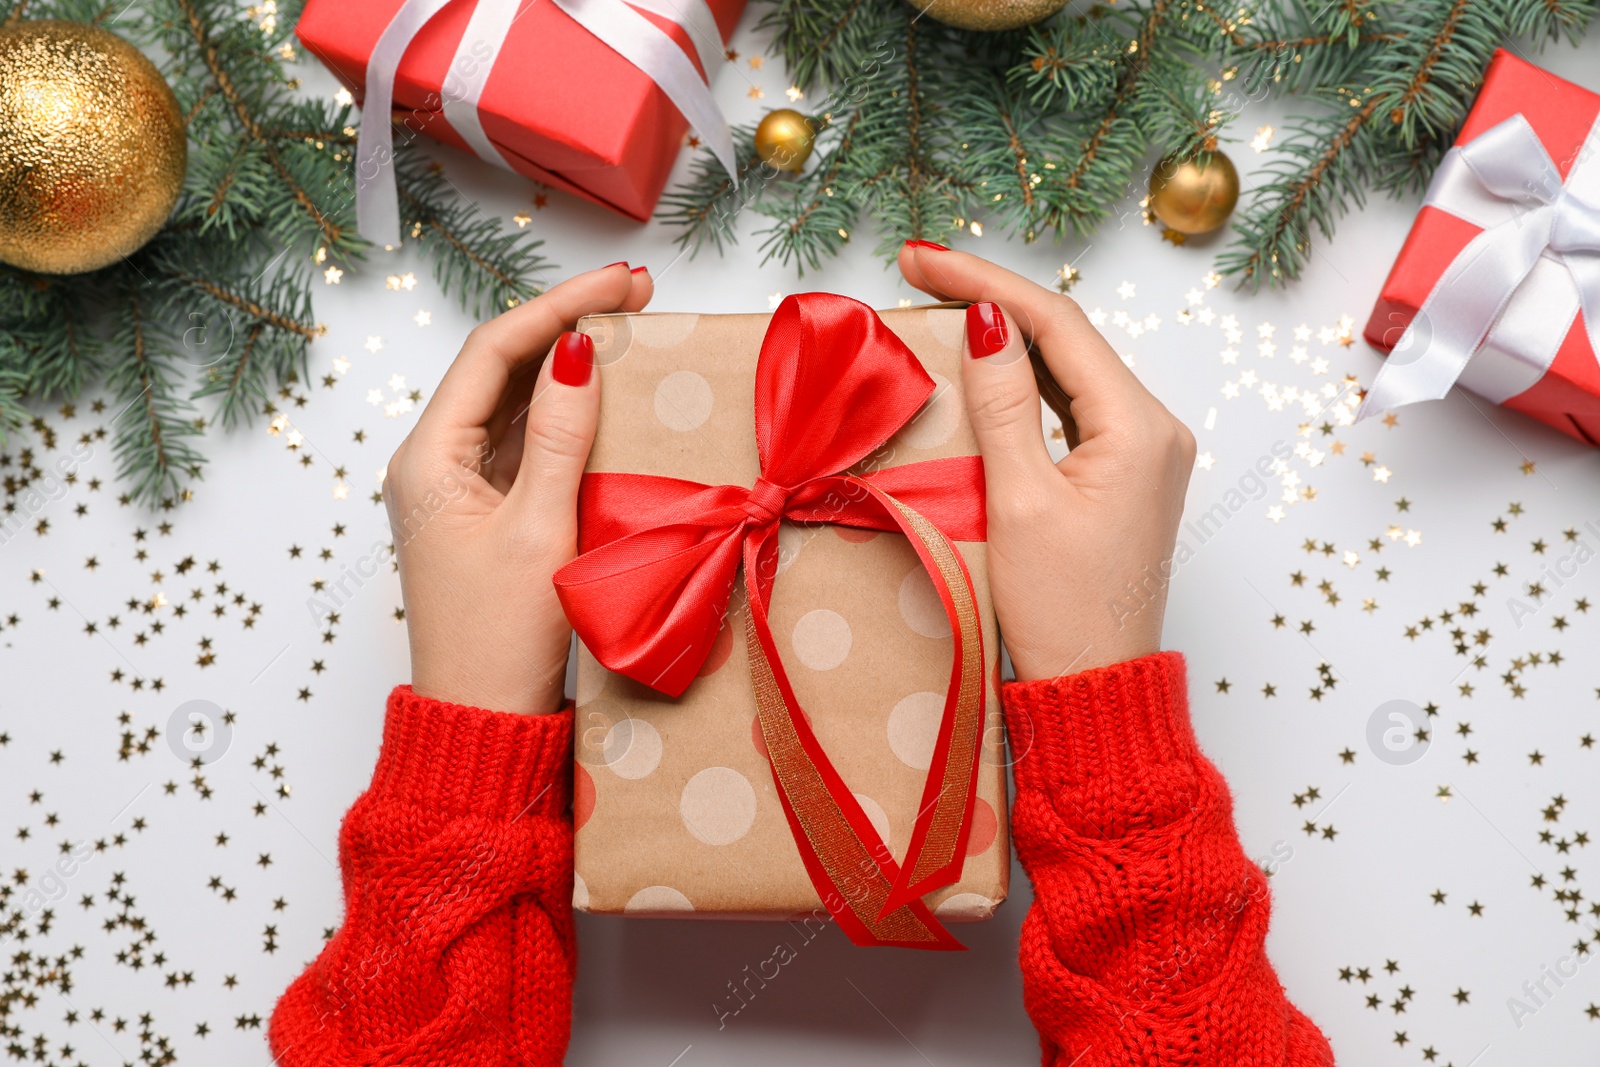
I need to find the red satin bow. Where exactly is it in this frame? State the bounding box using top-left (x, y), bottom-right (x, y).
top-left (556, 293), bottom-right (989, 948)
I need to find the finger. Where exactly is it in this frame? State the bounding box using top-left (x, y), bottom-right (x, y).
top-left (898, 242), bottom-right (1153, 443)
top-left (486, 265), bottom-right (653, 444)
top-left (960, 301), bottom-right (1056, 499)
top-left (479, 265), bottom-right (655, 489)
top-left (505, 330), bottom-right (599, 532)
top-left (621, 265), bottom-right (654, 312)
top-left (419, 262), bottom-right (633, 438)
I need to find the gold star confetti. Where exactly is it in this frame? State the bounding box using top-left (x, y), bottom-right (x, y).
top-left (1055, 264), bottom-right (1080, 293)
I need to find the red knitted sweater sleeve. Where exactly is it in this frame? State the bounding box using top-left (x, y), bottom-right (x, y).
top-left (1001, 652), bottom-right (1335, 1066)
top-left (267, 686), bottom-right (575, 1067)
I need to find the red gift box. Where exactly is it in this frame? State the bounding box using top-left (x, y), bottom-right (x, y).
top-left (1363, 49), bottom-right (1600, 446)
top-left (296, 0), bottom-right (744, 222)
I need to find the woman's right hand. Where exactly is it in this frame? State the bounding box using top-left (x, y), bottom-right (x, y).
top-left (383, 262), bottom-right (652, 714)
top-left (898, 244), bottom-right (1196, 680)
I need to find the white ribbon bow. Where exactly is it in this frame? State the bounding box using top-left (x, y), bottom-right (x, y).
top-left (1360, 113), bottom-right (1600, 418)
top-left (354, 0), bottom-right (737, 249)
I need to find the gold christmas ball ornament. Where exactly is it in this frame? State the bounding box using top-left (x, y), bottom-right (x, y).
top-left (0, 20), bottom-right (187, 275)
top-left (1147, 151), bottom-right (1240, 236)
top-left (754, 108), bottom-right (815, 173)
top-left (906, 0), bottom-right (1069, 31)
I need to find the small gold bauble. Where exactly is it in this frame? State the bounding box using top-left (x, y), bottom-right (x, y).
top-left (905, 0), bottom-right (1069, 31)
top-left (754, 108), bottom-right (815, 173)
top-left (1147, 151), bottom-right (1240, 236)
top-left (0, 20), bottom-right (187, 275)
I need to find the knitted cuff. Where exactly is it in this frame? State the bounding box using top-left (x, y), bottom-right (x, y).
top-left (1001, 652), bottom-right (1203, 834)
top-left (368, 685), bottom-right (573, 822)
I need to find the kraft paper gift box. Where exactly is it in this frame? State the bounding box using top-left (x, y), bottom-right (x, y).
top-left (560, 297), bottom-right (1009, 948)
top-left (1362, 49), bottom-right (1600, 445)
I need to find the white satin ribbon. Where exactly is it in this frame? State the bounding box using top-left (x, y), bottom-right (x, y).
top-left (1359, 113), bottom-right (1600, 418)
top-left (439, 0), bottom-right (520, 170)
top-left (355, 0), bottom-right (736, 249)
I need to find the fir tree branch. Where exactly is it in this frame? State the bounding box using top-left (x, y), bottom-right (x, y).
top-left (762, 110), bottom-right (865, 270)
top-left (1242, 31), bottom-right (1398, 50)
top-left (172, 0), bottom-right (352, 253)
top-left (0, 369), bottom-right (26, 437)
top-left (395, 153), bottom-right (546, 318)
top-left (400, 187), bottom-right (521, 290)
top-left (1220, 96), bottom-right (1379, 287)
top-left (656, 126), bottom-right (767, 257)
top-left (762, 0), bottom-right (876, 91)
top-left (1503, 0), bottom-right (1597, 43)
top-left (176, 274), bottom-right (322, 340)
top-left (901, 13), bottom-right (931, 238)
top-left (106, 288), bottom-right (205, 505)
top-left (1375, 0), bottom-right (1474, 144)
top-left (1062, 0), bottom-right (1170, 198)
top-left (264, 127), bottom-right (357, 143)
top-left (2, 0), bottom-right (551, 504)
top-left (1215, 0), bottom-right (1592, 287)
top-left (998, 97), bottom-right (1037, 214)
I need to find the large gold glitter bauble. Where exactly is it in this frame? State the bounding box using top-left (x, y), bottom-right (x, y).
top-left (906, 0), bottom-right (1068, 31)
top-left (0, 20), bottom-right (186, 274)
top-left (1147, 151), bottom-right (1240, 236)
top-left (754, 108), bottom-right (814, 173)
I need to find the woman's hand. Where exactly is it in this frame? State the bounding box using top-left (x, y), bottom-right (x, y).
top-left (383, 262), bottom-right (652, 714)
top-left (899, 244), bottom-right (1195, 680)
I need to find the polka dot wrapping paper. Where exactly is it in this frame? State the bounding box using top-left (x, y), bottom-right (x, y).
top-left (571, 303), bottom-right (1010, 924)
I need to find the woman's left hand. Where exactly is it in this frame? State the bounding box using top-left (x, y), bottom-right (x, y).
top-left (382, 262), bottom-right (652, 714)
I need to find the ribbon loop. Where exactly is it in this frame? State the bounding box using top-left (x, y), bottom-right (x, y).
top-left (1550, 187), bottom-right (1600, 255)
top-left (556, 296), bottom-right (990, 949)
top-left (1361, 113), bottom-right (1600, 419)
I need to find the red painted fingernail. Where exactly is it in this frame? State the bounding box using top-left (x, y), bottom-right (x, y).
top-left (552, 331), bottom-right (593, 386)
top-left (603, 260), bottom-right (629, 270)
top-left (630, 265), bottom-right (649, 275)
top-left (966, 302), bottom-right (1008, 358)
top-left (905, 239), bottom-right (949, 252)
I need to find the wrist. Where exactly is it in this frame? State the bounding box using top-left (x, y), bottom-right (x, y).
top-left (1009, 627), bottom-right (1160, 682)
top-left (411, 657), bottom-right (567, 716)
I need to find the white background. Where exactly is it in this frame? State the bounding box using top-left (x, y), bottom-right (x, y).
top-left (2, 13), bottom-right (1599, 1067)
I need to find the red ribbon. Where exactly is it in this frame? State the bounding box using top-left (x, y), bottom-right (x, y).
top-left (555, 293), bottom-right (988, 947)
